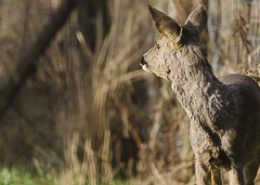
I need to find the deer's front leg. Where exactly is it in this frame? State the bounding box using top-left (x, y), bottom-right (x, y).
top-left (229, 165), bottom-right (245, 185)
top-left (244, 157), bottom-right (259, 185)
top-left (195, 159), bottom-right (211, 185)
top-left (211, 167), bottom-right (222, 185)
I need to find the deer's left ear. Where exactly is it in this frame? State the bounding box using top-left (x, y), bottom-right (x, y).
top-left (183, 4), bottom-right (207, 34)
top-left (148, 5), bottom-right (182, 41)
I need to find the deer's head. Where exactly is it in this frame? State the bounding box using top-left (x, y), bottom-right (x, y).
top-left (141, 4), bottom-right (207, 80)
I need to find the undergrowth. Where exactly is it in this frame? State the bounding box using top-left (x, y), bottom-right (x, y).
top-left (0, 167), bottom-right (132, 185)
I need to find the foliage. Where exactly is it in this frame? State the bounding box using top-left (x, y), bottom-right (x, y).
top-left (0, 167), bottom-right (54, 185)
top-left (0, 167), bottom-right (134, 185)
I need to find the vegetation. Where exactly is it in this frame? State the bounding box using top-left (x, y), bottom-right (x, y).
top-left (0, 167), bottom-right (54, 185)
top-left (0, 0), bottom-right (259, 184)
top-left (0, 167), bottom-right (134, 185)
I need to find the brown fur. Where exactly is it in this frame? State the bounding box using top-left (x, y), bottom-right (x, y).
top-left (141, 4), bottom-right (260, 185)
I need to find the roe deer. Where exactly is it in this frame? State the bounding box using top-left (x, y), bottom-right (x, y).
top-left (141, 4), bottom-right (260, 185)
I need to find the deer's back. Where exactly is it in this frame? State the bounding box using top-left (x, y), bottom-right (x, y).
top-left (220, 74), bottom-right (260, 161)
top-left (220, 74), bottom-right (260, 114)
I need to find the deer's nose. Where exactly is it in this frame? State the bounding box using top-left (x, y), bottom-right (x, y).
top-left (140, 57), bottom-right (147, 66)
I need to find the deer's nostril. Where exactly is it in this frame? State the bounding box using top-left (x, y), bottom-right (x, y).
top-left (140, 57), bottom-right (147, 66)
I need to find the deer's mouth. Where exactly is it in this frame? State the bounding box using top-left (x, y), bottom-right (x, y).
top-left (141, 64), bottom-right (151, 72)
top-left (140, 57), bottom-right (151, 72)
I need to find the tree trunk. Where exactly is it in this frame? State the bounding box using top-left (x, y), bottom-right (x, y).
top-left (0, 0), bottom-right (76, 118)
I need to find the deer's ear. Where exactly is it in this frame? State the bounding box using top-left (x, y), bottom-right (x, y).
top-left (184, 4), bottom-right (207, 34)
top-left (148, 5), bottom-right (182, 41)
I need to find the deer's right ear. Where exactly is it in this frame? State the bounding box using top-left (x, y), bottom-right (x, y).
top-left (148, 5), bottom-right (182, 41)
top-left (184, 4), bottom-right (207, 34)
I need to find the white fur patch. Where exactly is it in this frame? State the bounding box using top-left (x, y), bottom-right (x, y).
top-left (142, 65), bottom-right (150, 72)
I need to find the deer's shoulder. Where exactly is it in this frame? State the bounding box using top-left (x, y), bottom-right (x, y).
top-left (220, 74), bottom-right (260, 99)
top-left (220, 74), bottom-right (259, 88)
top-left (220, 74), bottom-right (260, 121)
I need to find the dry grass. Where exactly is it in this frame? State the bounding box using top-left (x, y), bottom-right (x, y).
top-left (57, 0), bottom-right (154, 183)
top-left (0, 0), bottom-right (259, 184)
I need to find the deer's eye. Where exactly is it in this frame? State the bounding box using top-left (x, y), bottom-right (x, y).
top-left (155, 43), bottom-right (160, 49)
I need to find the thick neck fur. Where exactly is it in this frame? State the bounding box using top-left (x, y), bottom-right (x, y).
top-left (170, 45), bottom-right (229, 131)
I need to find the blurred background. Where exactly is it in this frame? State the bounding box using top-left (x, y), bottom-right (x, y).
top-left (0, 0), bottom-right (259, 184)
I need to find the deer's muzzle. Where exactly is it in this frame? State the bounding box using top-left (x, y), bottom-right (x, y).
top-left (140, 57), bottom-right (150, 72)
top-left (140, 57), bottom-right (147, 66)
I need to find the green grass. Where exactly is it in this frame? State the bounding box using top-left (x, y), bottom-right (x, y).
top-left (0, 168), bottom-right (132, 185)
top-left (101, 180), bottom-right (133, 185)
top-left (0, 168), bottom-right (36, 185)
top-left (0, 167), bottom-right (57, 185)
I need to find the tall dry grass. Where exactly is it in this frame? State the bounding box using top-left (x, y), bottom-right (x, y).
top-left (57, 0), bottom-right (154, 184)
top-left (0, 0), bottom-right (259, 184)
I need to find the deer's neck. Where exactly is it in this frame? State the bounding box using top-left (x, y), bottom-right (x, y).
top-left (170, 51), bottom-right (228, 130)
